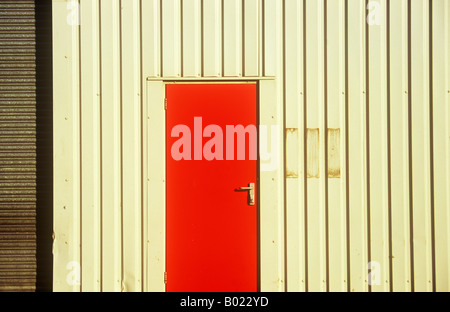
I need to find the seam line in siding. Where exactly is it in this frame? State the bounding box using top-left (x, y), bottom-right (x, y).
top-left (281, 0), bottom-right (287, 292)
top-left (200, 0), bottom-right (204, 77)
top-left (302, 0), bottom-right (308, 292)
top-left (364, 0), bottom-right (372, 293)
top-left (221, 0), bottom-right (224, 76)
top-left (180, 0), bottom-right (184, 77)
top-left (159, 0), bottom-right (163, 77)
top-left (78, 0), bottom-right (83, 292)
top-left (428, 0), bottom-right (436, 292)
top-left (323, 0), bottom-right (330, 293)
top-left (139, 0), bottom-right (145, 292)
top-left (386, 0), bottom-right (393, 293)
top-left (261, 0), bottom-right (265, 77)
top-left (344, 0), bottom-right (351, 293)
top-left (407, 0), bottom-right (415, 292)
top-left (98, 0), bottom-right (104, 292)
top-left (119, 0), bottom-right (125, 290)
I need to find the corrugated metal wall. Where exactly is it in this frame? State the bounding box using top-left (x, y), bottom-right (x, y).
top-left (0, 0), bottom-right (37, 292)
top-left (52, 0), bottom-right (450, 292)
top-left (0, 0), bottom-right (53, 292)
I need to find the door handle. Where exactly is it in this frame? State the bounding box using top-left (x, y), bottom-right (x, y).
top-left (238, 183), bottom-right (255, 206)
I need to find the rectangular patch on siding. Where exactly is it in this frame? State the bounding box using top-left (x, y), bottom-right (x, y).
top-left (307, 128), bottom-right (320, 178)
top-left (327, 129), bottom-right (341, 178)
top-left (286, 128), bottom-right (298, 178)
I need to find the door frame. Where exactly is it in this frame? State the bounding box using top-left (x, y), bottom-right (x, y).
top-left (144, 77), bottom-right (284, 292)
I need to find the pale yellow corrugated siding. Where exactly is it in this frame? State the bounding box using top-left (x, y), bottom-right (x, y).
top-left (52, 0), bottom-right (450, 292)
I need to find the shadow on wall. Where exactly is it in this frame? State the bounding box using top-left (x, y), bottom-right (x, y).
top-left (35, 0), bottom-right (53, 292)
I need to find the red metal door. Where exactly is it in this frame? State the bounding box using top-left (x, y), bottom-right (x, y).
top-left (166, 83), bottom-right (257, 292)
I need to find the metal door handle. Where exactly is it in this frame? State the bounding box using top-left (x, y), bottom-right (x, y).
top-left (238, 183), bottom-right (255, 206)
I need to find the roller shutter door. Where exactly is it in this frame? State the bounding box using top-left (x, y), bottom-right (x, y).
top-left (0, 0), bottom-right (52, 292)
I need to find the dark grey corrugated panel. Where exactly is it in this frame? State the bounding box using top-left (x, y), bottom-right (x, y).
top-left (0, 0), bottom-right (38, 292)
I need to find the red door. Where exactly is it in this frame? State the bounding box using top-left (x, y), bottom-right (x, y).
top-left (166, 84), bottom-right (257, 292)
